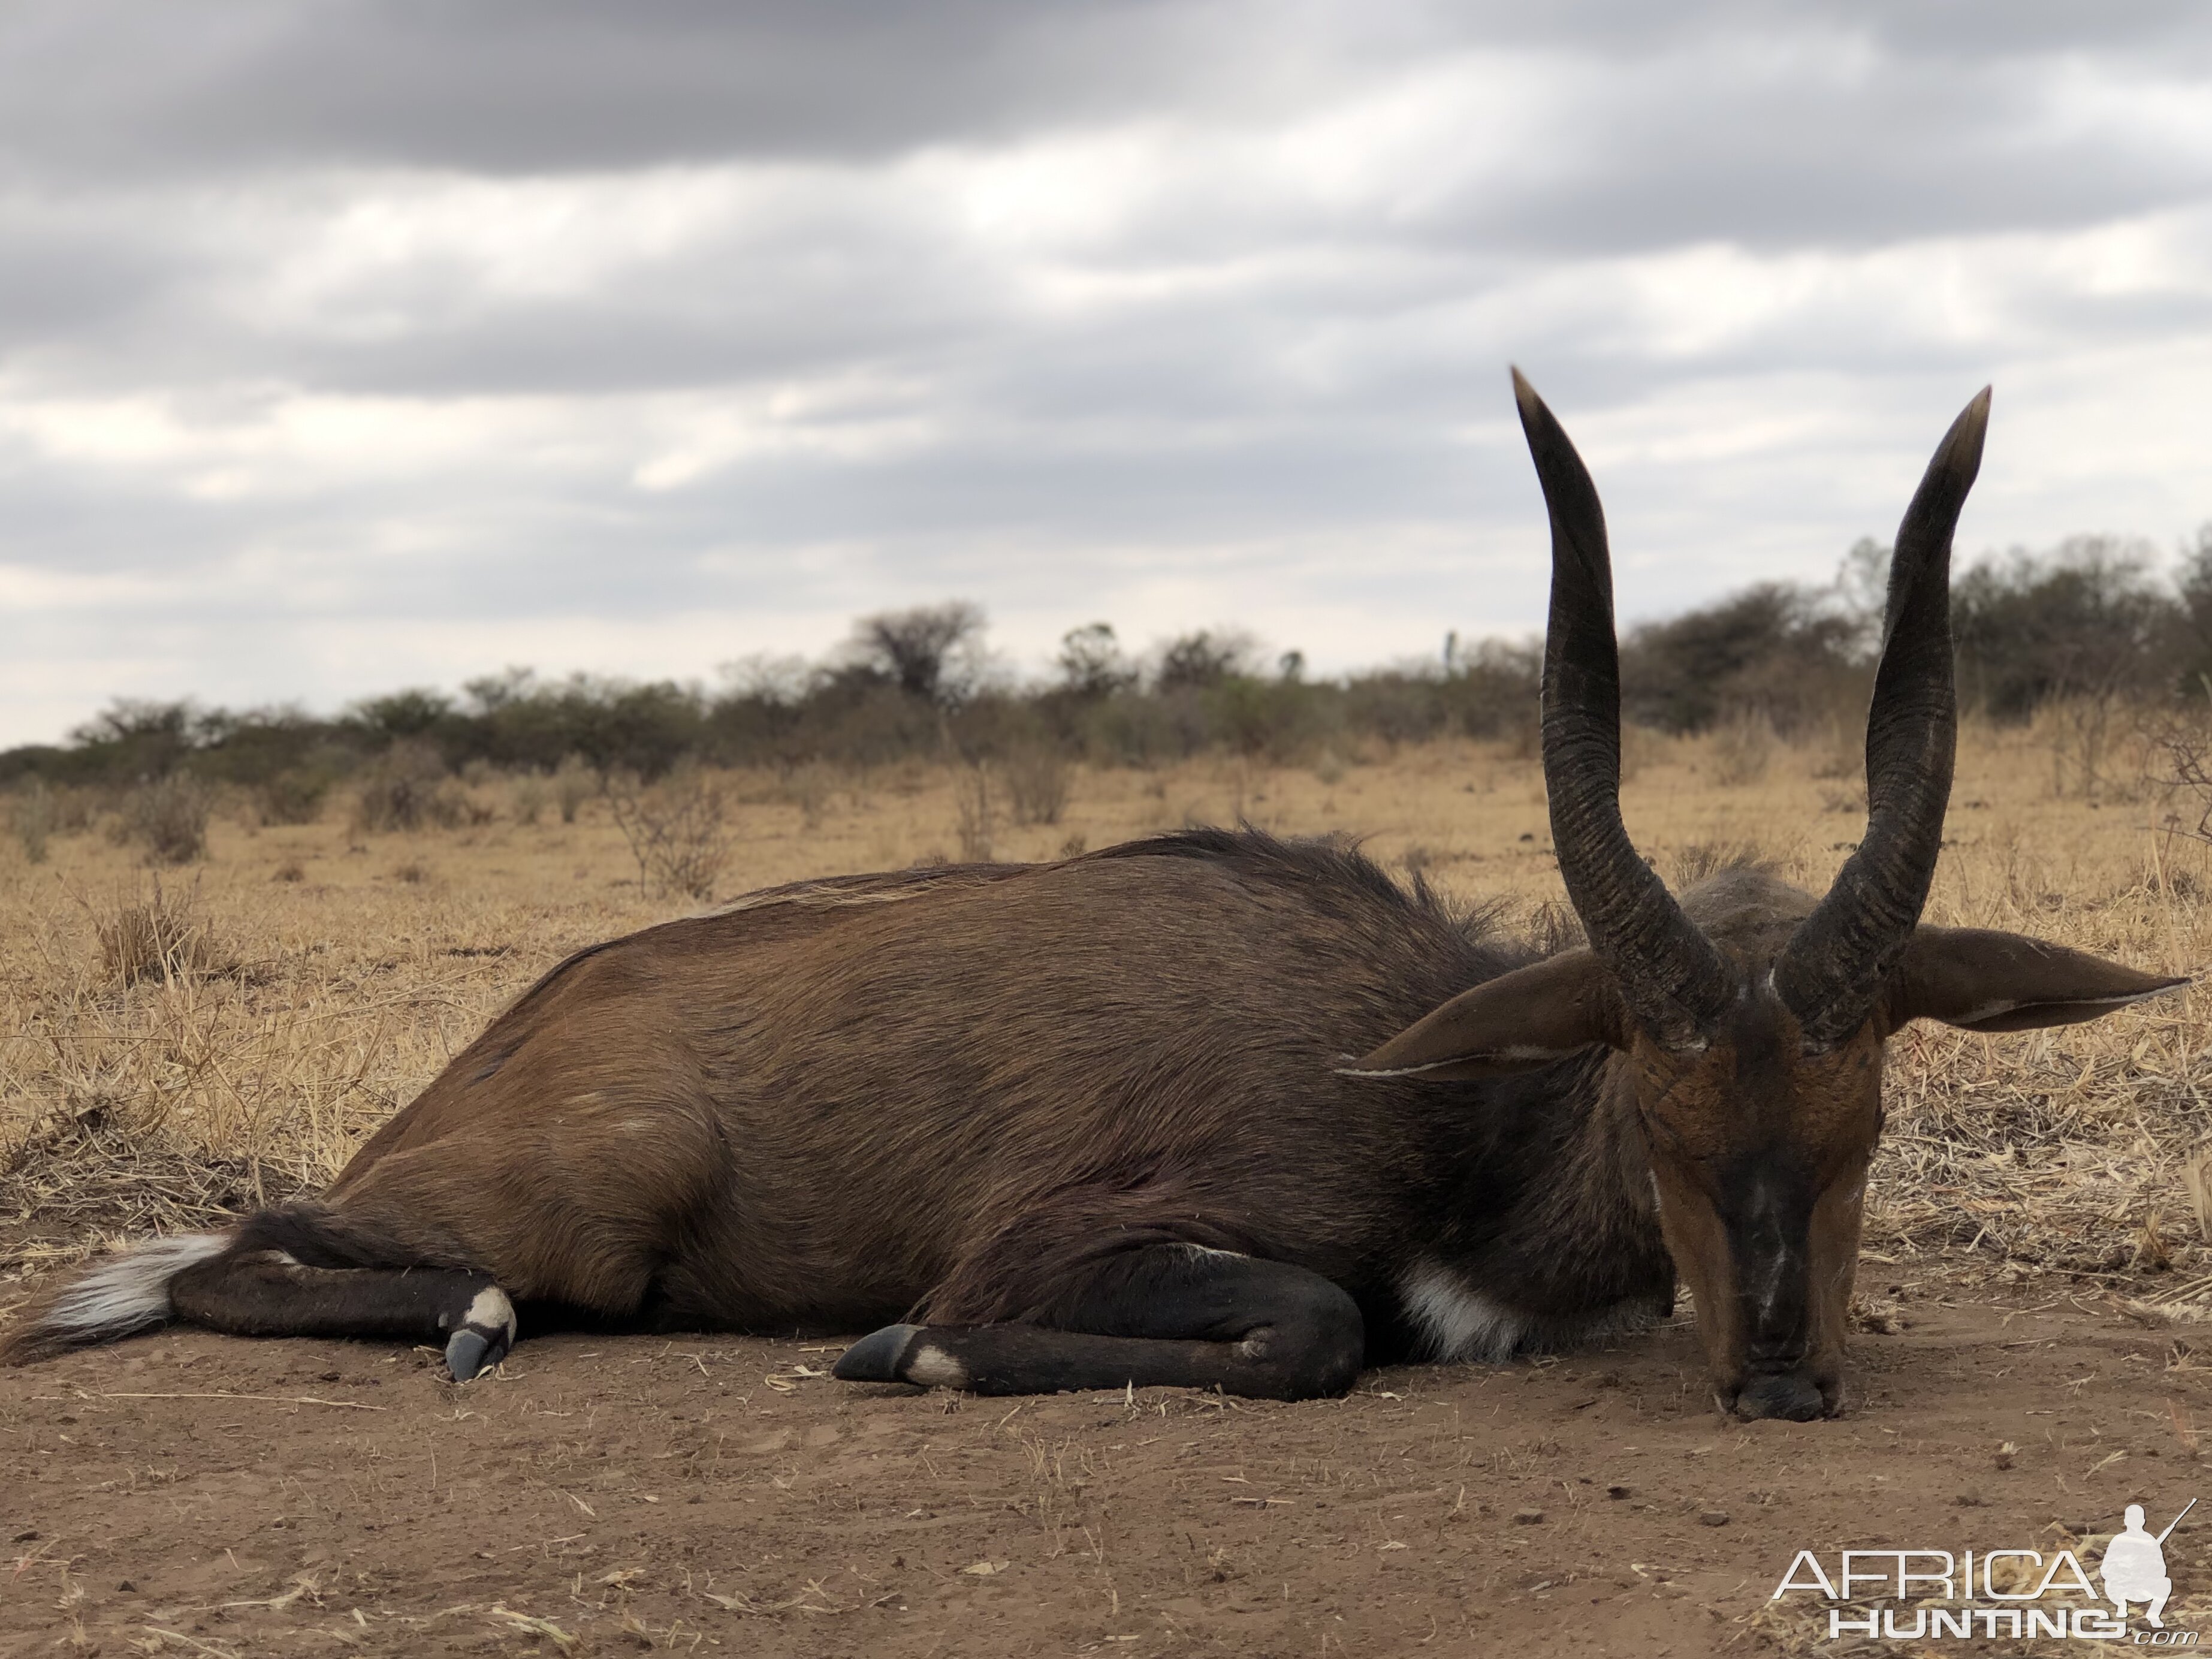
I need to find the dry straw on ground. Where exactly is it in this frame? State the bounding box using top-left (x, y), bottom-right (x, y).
top-left (3, 725), bottom-right (2209, 1321)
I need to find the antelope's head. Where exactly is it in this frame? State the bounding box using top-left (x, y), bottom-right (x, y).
top-left (1358, 372), bottom-right (2185, 1421)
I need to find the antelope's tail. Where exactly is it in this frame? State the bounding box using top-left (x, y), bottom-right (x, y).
top-left (0, 1231), bottom-right (235, 1364)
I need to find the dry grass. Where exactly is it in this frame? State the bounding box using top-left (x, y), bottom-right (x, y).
top-left (89, 876), bottom-right (237, 987)
top-left (4, 725), bottom-right (2210, 1317)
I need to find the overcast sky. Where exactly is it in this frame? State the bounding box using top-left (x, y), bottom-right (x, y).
top-left (3, 1), bottom-right (2210, 745)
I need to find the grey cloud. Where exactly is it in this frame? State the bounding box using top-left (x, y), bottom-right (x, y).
top-left (3, 5), bottom-right (2209, 392)
top-left (0, 0), bottom-right (1238, 176)
top-left (1, 4), bottom-right (2205, 237)
top-left (2, 2), bottom-right (2210, 745)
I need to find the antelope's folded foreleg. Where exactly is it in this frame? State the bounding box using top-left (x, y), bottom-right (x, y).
top-left (834, 1244), bottom-right (1363, 1400)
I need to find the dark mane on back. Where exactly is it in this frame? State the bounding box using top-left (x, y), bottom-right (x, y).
top-left (1081, 825), bottom-right (1405, 906)
top-left (1080, 825), bottom-right (1525, 960)
top-left (710, 862), bottom-right (1033, 915)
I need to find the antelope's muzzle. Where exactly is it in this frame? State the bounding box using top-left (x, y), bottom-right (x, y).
top-left (1731, 1367), bottom-right (1829, 1422)
top-left (1718, 1178), bottom-right (1836, 1422)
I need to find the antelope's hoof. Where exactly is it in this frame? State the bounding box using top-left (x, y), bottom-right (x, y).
top-left (833, 1323), bottom-right (921, 1383)
top-left (443, 1286), bottom-right (517, 1382)
top-left (445, 1326), bottom-right (503, 1382)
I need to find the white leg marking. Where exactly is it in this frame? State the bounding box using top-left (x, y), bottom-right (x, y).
top-left (1399, 1260), bottom-right (1529, 1362)
top-left (32, 1232), bottom-right (230, 1344)
top-left (459, 1286), bottom-right (517, 1338)
top-left (903, 1344), bottom-right (969, 1389)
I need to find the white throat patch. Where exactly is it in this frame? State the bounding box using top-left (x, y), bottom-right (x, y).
top-left (1398, 1260), bottom-right (1529, 1362)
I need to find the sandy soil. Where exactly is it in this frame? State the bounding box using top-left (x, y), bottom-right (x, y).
top-left (7, 1281), bottom-right (2211, 1657)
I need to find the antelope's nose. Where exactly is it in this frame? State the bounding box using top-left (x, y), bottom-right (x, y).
top-left (1733, 1370), bottom-right (1826, 1422)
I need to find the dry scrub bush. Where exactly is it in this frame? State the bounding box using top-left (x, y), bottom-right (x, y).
top-left (257, 770), bottom-right (330, 826)
top-left (1707, 711), bottom-right (1775, 787)
top-left (953, 764), bottom-right (996, 861)
top-left (511, 774), bottom-right (548, 825)
top-left (608, 766), bottom-right (734, 899)
top-left (354, 739), bottom-right (464, 832)
top-left (1004, 747), bottom-right (1072, 826)
top-left (2147, 704), bottom-right (2212, 844)
top-left (2034, 693), bottom-right (2142, 801)
top-left (58, 788), bottom-right (98, 833)
top-left (554, 755), bottom-right (595, 824)
top-left (782, 762), bottom-right (835, 830)
top-left (11, 779), bottom-right (55, 864)
top-left (117, 775), bottom-right (210, 864)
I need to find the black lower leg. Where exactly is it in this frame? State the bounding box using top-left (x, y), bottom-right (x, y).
top-left (169, 1250), bottom-right (518, 1381)
top-left (834, 1245), bottom-right (1363, 1400)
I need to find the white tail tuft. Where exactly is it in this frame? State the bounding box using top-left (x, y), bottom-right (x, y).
top-left (5, 1232), bottom-right (230, 1360)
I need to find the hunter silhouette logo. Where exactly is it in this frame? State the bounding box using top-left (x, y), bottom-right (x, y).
top-left (2104, 1501), bottom-right (2193, 1630)
top-left (1773, 1500), bottom-right (2200, 1642)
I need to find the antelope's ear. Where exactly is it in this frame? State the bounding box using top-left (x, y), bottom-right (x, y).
top-left (1888, 927), bottom-right (2187, 1034)
top-left (1341, 951), bottom-right (1627, 1081)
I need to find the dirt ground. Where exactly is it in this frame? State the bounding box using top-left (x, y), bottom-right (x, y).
top-left (5, 1281), bottom-right (2212, 1657)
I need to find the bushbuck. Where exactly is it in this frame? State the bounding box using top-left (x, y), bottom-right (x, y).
top-left (3, 374), bottom-right (2183, 1420)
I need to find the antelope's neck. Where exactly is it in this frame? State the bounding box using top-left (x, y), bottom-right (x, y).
top-left (1558, 1049), bottom-right (1668, 1292)
top-left (1390, 1050), bottom-right (1671, 1364)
